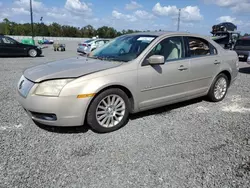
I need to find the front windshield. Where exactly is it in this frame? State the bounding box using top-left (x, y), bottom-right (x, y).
top-left (88, 34), bottom-right (157, 62)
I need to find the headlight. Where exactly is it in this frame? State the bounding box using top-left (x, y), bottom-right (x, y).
top-left (34, 79), bottom-right (73, 96)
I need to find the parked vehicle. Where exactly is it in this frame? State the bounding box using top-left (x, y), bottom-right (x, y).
top-left (17, 32), bottom-right (239, 133)
top-left (0, 34), bottom-right (42, 57)
top-left (53, 43), bottom-right (66, 51)
top-left (233, 36), bottom-right (250, 64)
top-left (38, 38), bottom-right (54, 44)
top-left (212, 22), bottom-right (237, 33)
top-left (77, 38), bottom-right (110, 54)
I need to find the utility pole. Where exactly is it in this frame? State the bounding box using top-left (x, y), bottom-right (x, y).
top-left (177, 9), bottom-right (181, 31)
top-left (30, 0), bottom-right (34, 41)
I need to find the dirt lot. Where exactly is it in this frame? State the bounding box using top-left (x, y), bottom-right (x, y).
top-left (0, 42), bottom-right (250, 188)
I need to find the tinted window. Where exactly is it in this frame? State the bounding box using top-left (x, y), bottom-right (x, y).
top-left (96, 40), bottom-right (105, 46)
top-left (188, 37), bottom-right (210, 56)
top-left (235, 40), bottom-right (250, 46)
top-left (2, 37), bottom-right (16, 44)
top-left (148, 36), bottom-right (184, 62)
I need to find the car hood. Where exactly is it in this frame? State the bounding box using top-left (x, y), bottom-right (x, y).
top-left (24, 56), bottom-right (123, 82)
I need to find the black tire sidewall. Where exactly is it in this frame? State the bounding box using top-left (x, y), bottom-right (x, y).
top-left (87, 88), bottom-right (130, 133)
top-left (208, 73), bottom-right (229, 102)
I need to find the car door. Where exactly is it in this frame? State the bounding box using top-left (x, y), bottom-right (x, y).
top-left (137, 36), bottom-right (191, 110)
top-left (1, 36), bottom-right (24, 56)
top-left (185, 36), bottom-right (220, 95)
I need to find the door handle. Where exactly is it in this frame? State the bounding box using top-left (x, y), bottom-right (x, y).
top-left (178, 65), bottom-right (188, 71)
top-left (214, 60), bottom-right (221, 65)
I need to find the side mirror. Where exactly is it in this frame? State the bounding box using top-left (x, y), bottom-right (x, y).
top-left (148, 55), bottom-right (165, 65)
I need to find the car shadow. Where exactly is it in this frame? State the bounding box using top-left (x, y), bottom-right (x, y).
top-left (34, 97), bottom-right (204, 134)
top-left (130, 97), bottom-right (204, 120)
top-left (0, 55), bottom-right (45, 58)
top-left (239, 67), bottom-right (250, 74)
top-left (34, 120), bottom-right (89, 134)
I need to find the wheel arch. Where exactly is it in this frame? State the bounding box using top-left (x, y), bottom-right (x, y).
top-left (86, 84), bottom-right (135, 118)
top-left (219, 70), bottom-right (232, 85)
top-left (207, 69), bottom-right (232, 95)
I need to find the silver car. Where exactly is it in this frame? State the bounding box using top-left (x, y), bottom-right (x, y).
top-left (77, 38), bottom-right (110, 54)
top-left (17, 32), bottom-right (239, 133)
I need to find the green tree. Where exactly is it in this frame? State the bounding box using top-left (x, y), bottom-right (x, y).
top-left (0, 18), bottom-right (142, 38)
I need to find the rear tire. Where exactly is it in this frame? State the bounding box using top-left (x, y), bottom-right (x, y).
top-left (207, 73), bottom-right (229, 102)
top-left (87, 88), bottom-right (130, 133)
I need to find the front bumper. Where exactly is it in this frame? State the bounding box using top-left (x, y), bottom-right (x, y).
top-left (17, 87), bottom-right (91, 127)
top-left (36, 48), bottom-right (42, 56)
top-left (77, 47), bottom-right (91, 54)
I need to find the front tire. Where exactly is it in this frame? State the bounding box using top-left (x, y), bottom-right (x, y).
top-left (28, 49), bottom-right (37, 57)
top-left (87, 88), bottom-right (130, 133)
top-left (207, 73), bottom-right (229, 102)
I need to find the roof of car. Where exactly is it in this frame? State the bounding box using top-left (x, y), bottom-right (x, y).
top-left (123, 31), bottom-right (211, 40)
top-left (125, 31), bottom-right (194, 37)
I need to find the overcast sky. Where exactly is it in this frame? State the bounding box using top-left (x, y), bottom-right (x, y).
top-left (0, 0), bottom-right (249, 35)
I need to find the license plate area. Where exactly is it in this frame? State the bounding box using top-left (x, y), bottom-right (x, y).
top-left (238, 55), bottom-right (245, 58)
top-left (18, 75), bottom-right (34, 98)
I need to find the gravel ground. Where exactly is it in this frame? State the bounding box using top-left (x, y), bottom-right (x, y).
top-left (0, 41), bottom-right (250, 188)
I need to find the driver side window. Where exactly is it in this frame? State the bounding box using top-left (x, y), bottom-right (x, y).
top-left (145, 36), bottom-right (184, 65)
top-left (2, 37), bottom-right (16, 44)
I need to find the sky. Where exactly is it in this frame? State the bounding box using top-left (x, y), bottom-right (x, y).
top-left (0, 0), bottom-right (249, 35)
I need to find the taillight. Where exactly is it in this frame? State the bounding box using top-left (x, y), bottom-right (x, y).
top-left (79, 44), bottom-right (86, 46)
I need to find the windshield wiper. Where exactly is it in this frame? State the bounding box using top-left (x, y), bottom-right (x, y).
top-left (93, 56), bottom-right (127, 62)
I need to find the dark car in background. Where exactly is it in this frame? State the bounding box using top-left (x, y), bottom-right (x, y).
top-left (212, 22), bottom-right (237, 33)
top-left (0, 34), bottom-right (42, 57)
top-left (233, 36), bottom-right (250, 64)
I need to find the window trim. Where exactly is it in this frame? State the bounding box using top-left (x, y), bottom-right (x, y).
top-left (209, 43), bottom-right (218, 55)
top-left (141, 35), bottom-right (186, 66)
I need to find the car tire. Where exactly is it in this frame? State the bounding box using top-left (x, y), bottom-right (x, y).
top-left (86, 88), bottom-right (130, 133)
top-left (207, 73), bottom-right (229, 102)
top-left (28, 49), bottom-right (38, 57)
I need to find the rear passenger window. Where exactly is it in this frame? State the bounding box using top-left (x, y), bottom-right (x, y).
top-left (188, 37), bottom-right (211, 57)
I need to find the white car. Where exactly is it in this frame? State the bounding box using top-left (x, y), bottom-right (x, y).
top-left (77, 39), bottom-right (110, 54)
